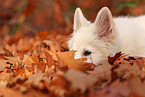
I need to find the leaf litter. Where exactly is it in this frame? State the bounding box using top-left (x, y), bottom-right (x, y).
top-left (0, 30), bottom-right (145, 97)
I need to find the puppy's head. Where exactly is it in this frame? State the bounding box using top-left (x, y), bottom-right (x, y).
top-left (68, 7), bottom-right (118, 65)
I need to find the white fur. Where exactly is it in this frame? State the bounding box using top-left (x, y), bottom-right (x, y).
top-left (68, 7), bottom-right (145, 65)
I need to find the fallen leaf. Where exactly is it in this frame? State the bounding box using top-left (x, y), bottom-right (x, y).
top-left (55, 51), bottom-right (94, 71)
top-left (7, 32), bottom-right (24, 45)
top-left (0, 59), bottom-right (7, 71)
top-left (23, 55), bottom-right (34, 67)
top-left (0, 85), bottom-right (48, 97)
top-left (88, 62), bottom-right (112, 87)
top-left (25, 71), bottom-right (44, 86)
top-left (5, 56), bottom-right (21, 63)
top-left (30, 50), bottom-right (39, 63)
top-left (129, 92), bottom-right (145, 97)
top-left (115, 63), bottom-right (145, 80)
top-left (45, 50), bottom-right (55, 67)
top-left (17, 38), bottom-right (32, 52)
top-left (50, 71), bottom-right (69, 97)
top-left (89, 79), bottom-right (130, 97)
top-left (64, 69), bottom-right (97, 93)
top-left (36, 62), bottom-right (46, 73)
top-left (13, 63), bottom-right (24, 77)
top-left (108, 52), bottom-right (122, 64)
top-left (36, 30), bottom-right (48, 39)
top-left (128, 76), bottom-right (145, 96)
top-left (0, 71), bottom-right (12, 86)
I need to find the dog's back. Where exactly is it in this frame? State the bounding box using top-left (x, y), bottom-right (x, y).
top-left (114, 16), bottom-right (145, 57)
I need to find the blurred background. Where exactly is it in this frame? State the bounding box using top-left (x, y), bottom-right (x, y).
top-left (0, 0), bottom-right (145, 42)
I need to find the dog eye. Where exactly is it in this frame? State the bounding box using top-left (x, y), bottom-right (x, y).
top-left (83, 50), bottom-right (92, 56)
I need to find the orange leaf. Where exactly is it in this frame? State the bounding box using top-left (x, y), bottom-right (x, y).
top-left (37, 62), bottom-right (46, 73)
top-left (13, 63), bottom-right (24, 77)
top-left (36, 30), bottom-right (48, 39)
top-left (64, 69), bottom-right (97, 93)
top-left (0, 60), bottom-right (7, 71)
top-left (128, 76), bottom-right (145, 96)
top-left (55, 51), bottom-right (94, 71)
top-left (89, 79), bottom-right (130, 97)
top-left (17, 38), bottom-right (32, 52)
top-left (45, 50), bottom-right (55, 67)
top-left (30, 50), bottom-right (39, 64)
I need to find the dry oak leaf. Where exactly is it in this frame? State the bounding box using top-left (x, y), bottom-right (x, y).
top-left (23, 55), bottom-right (34, 67)
top-left (45, 50), bottom-right (55, 67)
top-left (114, 55), bottom-right (144, 70)
top-left (115, 63), bottom-right (145, 80)
top-left (22, 68), bottom-right (33, 77)
top-left (89, 79), bottom-right (130, 97)
top-left (17, 38), bottom-right (32, 52)
top-left (64, 69), bottom-right (97, 93)
top-left (0, 85), bottom-right (48, 97)
top-left (5, 56), bottom-right (21, 63)
top-left (6, 32), bottom-right (24, 45)
top-left (129, 92), bottom-right (145, 97)
top-left (43, 39), bottom-right (62, 52)
top-left (38, 63), bottom-right (46, 73)
top-left (49, 72), bottom-right (69, 97)
top-left (0, 59), bottom-right (7, 71)
top-left (13, 62), bottom-right (25, 77)
top-left (3, 43), bottom-right (17, 53)
top-left (36, 30), bottom-right (48, 39)
top-left (55, 51), bottom-right (94, 71)
top-left (0, 47), bottom-right (5, 54)
top-left (128, 76), bottom-right (145, 96)
top-left (0, 71), bottom-right (12, 86)
top-left (25, 71), bottom-right (44, 86)
top-left (8, 75), bottom-right (25, 85)
top-left (30, 50), bottom-right (39, 63)
top-left (88, 62), bottom-right (112, 87)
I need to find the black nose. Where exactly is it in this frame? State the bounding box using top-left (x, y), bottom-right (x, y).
top-left (83, 50), bottom-right (92, 56)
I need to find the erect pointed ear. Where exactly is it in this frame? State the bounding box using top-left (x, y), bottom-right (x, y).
top-left (94, 7), bottom-right (114, 38)
top-left (73, 8), bottom-right (90, 31)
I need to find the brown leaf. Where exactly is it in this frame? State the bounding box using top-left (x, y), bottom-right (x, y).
top-left (115, 63), bottom-right (145, 80)
top-left (64, 69), bottom-right (97, 93)
top-left (129, 92), bottom-right (145, 97)
top-left (43, 39), bottom-right (62, 52)
top-left (7, 32), bottom-right (24, 45)
top-left (50, 72), bottom-right (69, 97)
top-left (0, 60), bottom-right (7, 71)
top-left (128, 76), bottom-right (145, 96)
top-left (13, 63), bottom-right (24, 77)
top-left (5, 56), bottom-right (21, 63)
top-left (0, 85), bottom-right (48, 97)
top-left (89, 79), bottom-right (130, 97)
top-left (36, 30), bottom-right (48, 39)
top-left (108, 52), bottom-right (122, 64)
top-left (55, 51), bottom-right (94, 71)
top-left (30, 50), bottom-right (39, 63)
top-left (17, 38), bottom-right (32, 52)
top-left (25, 72), bottom-right (44, 86)
top-left (88, 62), bottom-right (112, 87)
top-left (37, 62), bottom-right (46, 73)
top-left (114, 55), bottom-right (144, 69)
top-left (0, 70), bottom-right (12, 86)
top-left (45, 50), bottom-right (55, 67)
top-left (22, 55), bottom-right (34, 67)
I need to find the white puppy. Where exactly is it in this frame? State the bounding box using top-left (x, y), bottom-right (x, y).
top-left (68, 7), bottom-right (145, 65)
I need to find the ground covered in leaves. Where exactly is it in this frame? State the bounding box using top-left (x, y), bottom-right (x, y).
top-left (1, 0), bottom-right (145, 97)
top-left (0, 30), bottom-right (145, 97)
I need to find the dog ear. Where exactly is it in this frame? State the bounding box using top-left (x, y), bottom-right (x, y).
top-left (74, 8), bottom-right (90, 31)
top-left (94, 7), bottom-right (114, 38)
